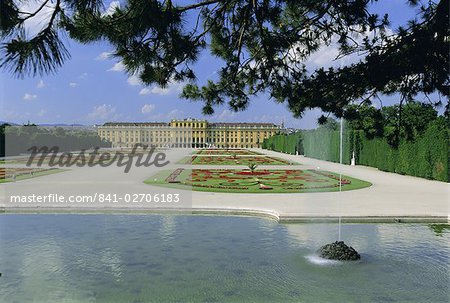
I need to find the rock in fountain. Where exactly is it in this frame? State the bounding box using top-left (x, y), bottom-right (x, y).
top-left (318, 241), bottom-right (360, 261)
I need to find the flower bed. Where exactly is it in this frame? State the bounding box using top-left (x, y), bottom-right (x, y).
top-left (153, 168), bottom-right (366, 193)
top-left (235, 171), bottom-right (271, 176)
top-left (0, 167), bottom-right (62, 182)
top-left (165, 168), bottom-right (184, 183)
top-left (186, 155), bottom-right (295, 165)
top-left (2, 167), bottom-right (57, 178)
top-left (196, 149), bottom-right (261, 155)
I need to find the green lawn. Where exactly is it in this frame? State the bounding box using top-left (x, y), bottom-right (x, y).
top-left (178, 155), bottom-right (298, 165)
top-left (145, 168), bottom-right (371, 193)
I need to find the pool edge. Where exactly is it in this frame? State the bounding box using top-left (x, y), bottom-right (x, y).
top-left (0, 207), bottom-right (448, 224)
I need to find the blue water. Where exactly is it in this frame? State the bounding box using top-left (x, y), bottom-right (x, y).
top-left (0, 214), bottom-right (448, 302)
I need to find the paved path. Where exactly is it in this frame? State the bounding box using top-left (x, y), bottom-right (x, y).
top-left (1, 148), bottom-right (448, 221)
top-left (190, 149), bottom-right (449, 220)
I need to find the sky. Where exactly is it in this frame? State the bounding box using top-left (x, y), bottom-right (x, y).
top-left (0, 0), bottom-right (431, 129)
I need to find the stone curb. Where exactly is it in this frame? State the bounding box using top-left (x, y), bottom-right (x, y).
top-left (0, 207), bottom-right (448, 223)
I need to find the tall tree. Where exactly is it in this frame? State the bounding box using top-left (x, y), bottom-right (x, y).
top-left (382, 101), bottom-right (438, 145)
top-left (1, 0), bottom-right (448, 120)
top-left (345, 103), bottom-right (384, 139)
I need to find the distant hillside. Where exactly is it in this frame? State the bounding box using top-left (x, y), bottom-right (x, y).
top-left (0, 121), bottom-right (19, 126)
top-left (1, 122), bottom-right (92, 128)
top-left (39, 123), bottom-right (85, 127)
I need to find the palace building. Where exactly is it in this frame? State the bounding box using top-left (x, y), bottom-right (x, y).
top-left (97, 119), bottom-right (282, 148)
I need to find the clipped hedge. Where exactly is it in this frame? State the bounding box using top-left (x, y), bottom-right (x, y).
top-left (301, 129), bottom-right (352, 164)
top-left (354, 119), bottom-right (449, 182)
top-left (262, 132), bottom-right (302, 155)
top-left (263, 119), bottom-right (449, 182)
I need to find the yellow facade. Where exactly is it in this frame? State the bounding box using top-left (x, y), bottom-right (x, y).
top-left (97, 119), bottom-right (280, 148)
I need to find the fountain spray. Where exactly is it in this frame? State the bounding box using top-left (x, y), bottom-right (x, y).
top-left (316, 116), bottom-right (360, 261)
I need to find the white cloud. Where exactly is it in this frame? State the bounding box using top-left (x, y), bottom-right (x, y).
top-left (149, 82), bottom-right (183, 96)
top-left (96, 52), bottom-right (112, 61)
top-left (126, 74), bottom-right (183, 96)
top-left (214, 109), bottom-right (236, 122)
top-left (138, 83), bottom-right (183, 96)
top-left (303, 43), bottom-right (360, 69)
top-left (69, 82), bottom-right (79, 88)
top-left (37, 80), bottom-right (45, 88)
top-left (23, 93), bottom-right (37, 101)
top-left (127, 75), bottom-right (142, 86)
top-left (141, 104), bottom-right (155, 114)
top-left (37, 109), bottom-right (47, 117)
top-left (309, 45), bottom-right (341, 66)
top-left (87, 104), bottom-right (118, 121)
top-left (150, 87), bottom-right (171, 96)
top-left (250, 114), bottom-right (286, 125)
top-left (18, 1), bottom-right (60, 37)
top-left (107, 61), bottom-right (125, 72)
top-left (104, 1), bottom-right (120, 16)
top-left (148, 109), bottom-right (185, 121)
top-left (167, 109), bottom-right (184, 119)
top-left (79, 72), bottom-right (88, 79)
top-left (302, 28), bottom-right (395, 70)
top-left (139, 88), bottom-right (151, 95)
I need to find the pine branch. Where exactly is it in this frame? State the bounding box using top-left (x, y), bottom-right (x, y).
top-left (18, 0), bottom-right (50, 22)
top-left (177, 0), bottom-right (222, 12)
top-left (0, 0), bottom-right (69, 77)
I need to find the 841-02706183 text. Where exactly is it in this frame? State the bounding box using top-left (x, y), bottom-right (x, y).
top-left (96, 193), bottom-right (181, 203)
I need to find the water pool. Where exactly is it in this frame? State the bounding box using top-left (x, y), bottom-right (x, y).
top-left (0, 214), bottom-right (448, 302)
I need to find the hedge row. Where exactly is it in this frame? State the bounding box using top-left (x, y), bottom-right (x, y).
top-left (263, 129), bottom-right (350, 161)
top-left (262, 119), bottom-right (449, 182)
top-left (353, 119), bottom-right (449, 182)
top-left (301, 129), bottom-right (352, 164)
top-left (262, 132), bottom-right (302, 155)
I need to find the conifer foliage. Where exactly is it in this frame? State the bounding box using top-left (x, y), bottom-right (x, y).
top-left (1, 1), bottom-right (448, 118)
